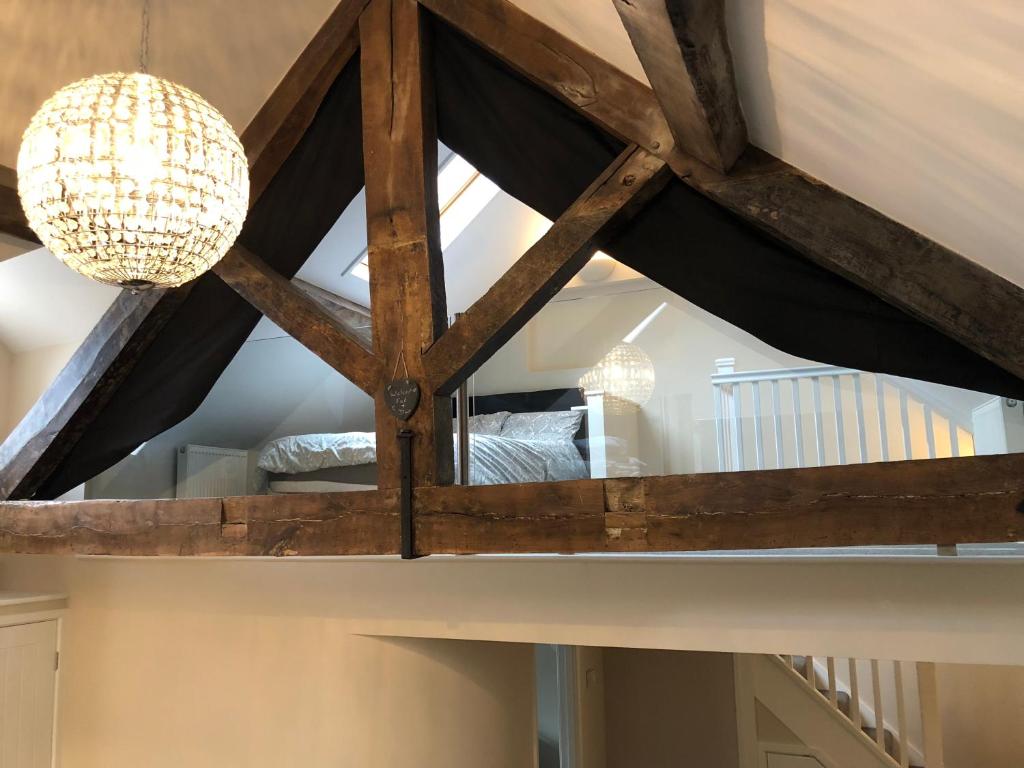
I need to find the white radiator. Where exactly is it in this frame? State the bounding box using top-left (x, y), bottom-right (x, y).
top-left (175, 444), bottom-right (250, 498)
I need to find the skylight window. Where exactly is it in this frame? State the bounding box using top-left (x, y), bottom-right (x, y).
top-left (348, 153), bottom-right (500, 282)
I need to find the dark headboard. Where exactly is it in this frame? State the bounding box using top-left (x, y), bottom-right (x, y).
top-left (453, 387), bottom-right (590, 462)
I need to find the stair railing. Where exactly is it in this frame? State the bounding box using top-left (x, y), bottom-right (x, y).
top-left (779, 654), bottom-right (944, 768)
top-left (713, 358), bottom-right (973, 472)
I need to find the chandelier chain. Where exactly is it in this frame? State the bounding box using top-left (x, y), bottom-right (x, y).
top-left (139, 0), bottom-right (151, 73)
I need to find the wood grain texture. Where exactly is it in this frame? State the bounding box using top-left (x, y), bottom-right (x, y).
top-left (612, 0), bottom-right (747, 172)
top-left (418, 0), bottom-right (678, 164)
top-left (361, 0), bottom-right (453, 488)
top-left (2, 453), bottom-right (1022, 555)
top-left (0, 164), bottom-right (39, 246)
top-left (687, 148), bottom-right (1024, 384)
top-left (0, 289), bottom-right (188, 501)
top-left (0, 489), bottom-right (396, 556)
top-left (242, 0), bottom-right (369, 202)
top-left (213, 246), bottom-right (381, 393)
top-left (427, 0), bottom-right (1024, 385)
top-left (424, 145), bottom-right (671, 394)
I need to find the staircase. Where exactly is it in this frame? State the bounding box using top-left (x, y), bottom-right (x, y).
top-left (744, 653), bottom-right (945, 768)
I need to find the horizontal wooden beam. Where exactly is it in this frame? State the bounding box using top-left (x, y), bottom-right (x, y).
top-left (612, 0), bottom-right (747, 172)
top-left (3, 453), bottom-right (1022, 555)
top-left (213, 246), bottom-right (382, 394)
top-left (424, 145), bottom-right (671, 394)
top-left (0, 164), bottom-right (39, 247)
top-left (424, 0), bottom-right (1024, 387)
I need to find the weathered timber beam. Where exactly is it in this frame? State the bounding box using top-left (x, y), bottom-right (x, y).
top-left (213, 246), bottom-right (382, 394)
top-left (686, 148), bottom-right (1024, 384)
top-left (0, 289), bottom-right (190, 500)
top-left (2, 453), bottom-right (1022, 555)
top-left (418, 453), bottom-right (1024, 553)
top-left (0, 488), bottom-right (396, 556)
top-left (242, 0), bottom-right (371, 202)
top-left (424, 145), bottom-right (671, 394)
top-left (0, 164), bottom-right (39, 248)
top-left (361, 0), bottom-right (453, 488)
top-left (0, 0), bottom-right (366, 500)
top-left (294, 278), bottom-right (373, 348)
top-left (423, 0), bottom-right (1024, 385)
top-left (612, 0), bottom-right (747, 172)
top-left (417, 0), bottom-right (677, 165)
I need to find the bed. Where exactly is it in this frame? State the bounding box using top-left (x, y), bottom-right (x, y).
top-left (257, 387), bottom-right (606, 494)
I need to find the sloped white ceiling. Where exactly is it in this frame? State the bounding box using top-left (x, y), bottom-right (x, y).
top-left (0, 0), bottom-right (1020, 351)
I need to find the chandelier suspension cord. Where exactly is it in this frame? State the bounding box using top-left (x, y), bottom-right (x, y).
top-left (139, 0), bottom-right (151, 74)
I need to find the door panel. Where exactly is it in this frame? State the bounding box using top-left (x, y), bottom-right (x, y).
top-left (0, 621), bottom-right (58, 768)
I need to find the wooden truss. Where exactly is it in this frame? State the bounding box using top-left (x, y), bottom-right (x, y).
top-left (1, 0), bottom-right (1023, 556)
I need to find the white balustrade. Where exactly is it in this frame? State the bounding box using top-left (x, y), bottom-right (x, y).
top-left (781, 653), bottom-right (944, 767)
top-left (713, 358), bottom-right (973, 472)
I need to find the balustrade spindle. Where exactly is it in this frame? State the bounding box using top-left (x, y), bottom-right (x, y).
top-left (826, 656), bottom-right (838, 708)
top-left (899, 389), bottom-right (913, 460)
top-left (832, 377), bottom-right (847, 465)
top-left (848, 658), bottom-right (862, 729)
top-left (792, 380), bottom-right (805, 468)
top-left (752, 381), bottom-right (765, 469)
top-left (876, 377), bottom-right (890, 461)
top-left (713, 383), bottom-right (726, 471)
top-left (730, 384), bottom-right (745, 470)
top-left (811, 377), bottom-right (826, 466)
top-left (853, 374), bottom-right (868, 463)
top-left (871, 660), bottom-right (885, 751)
top-left (949, 420), bottom-right (960, 458)
top-left (771, 379), bottom-right (784, 469)
top-left (894, 661), bottom-right (910, 767)
top-left (924, 405), bottom-right (937, 458)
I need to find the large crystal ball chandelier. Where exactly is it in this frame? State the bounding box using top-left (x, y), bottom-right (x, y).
top-left (579, 342), bottom-right (656, 414)
top-left (16, 1), bottom-right (248, 290)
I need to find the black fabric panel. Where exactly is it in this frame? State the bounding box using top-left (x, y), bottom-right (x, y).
top-left (430, 15), bottom-right (1024, 400)
top-left (37, 59), bottom-right (365, 498)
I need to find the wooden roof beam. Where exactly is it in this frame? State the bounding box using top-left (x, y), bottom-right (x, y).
top-left (612, 0), bottom-right (747, 172)
top-left (424, 144), bottom-right (671, 395)
top-left (421, 0), bottom-right (1024, 386)
top-left (361, 0), bottom-right (453, 489)
top-left (213, 246), bottom-right (382, 394)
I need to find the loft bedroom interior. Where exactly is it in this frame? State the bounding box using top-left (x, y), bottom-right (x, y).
top-left (0, 1), bottom-right (1023, 766)
top-left (9, 140), bottom-right (1010, 506)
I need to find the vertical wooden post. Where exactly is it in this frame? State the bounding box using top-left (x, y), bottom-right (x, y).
top-left (360, 0), bottom-right (453, 488)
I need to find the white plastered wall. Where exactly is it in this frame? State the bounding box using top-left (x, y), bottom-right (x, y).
top-left (2, 554), bottom-right (1024, 765)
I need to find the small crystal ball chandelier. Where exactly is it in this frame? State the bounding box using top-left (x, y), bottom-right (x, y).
top-left (579, 342), bottom-right (656, 414)
top-left (16, 0), bottom-right (248, 290)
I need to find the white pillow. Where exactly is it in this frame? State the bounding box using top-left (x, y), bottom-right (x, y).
top-left (452, 411), bottom-right (510, 436)
top-left (499, 411), bottom-right (583, 442)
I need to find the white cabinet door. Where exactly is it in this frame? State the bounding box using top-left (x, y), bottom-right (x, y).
top-left (0, 621), bottom-right (58, 768)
